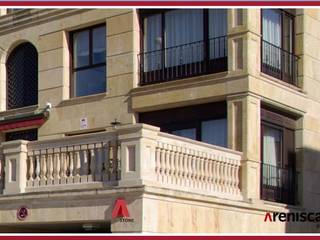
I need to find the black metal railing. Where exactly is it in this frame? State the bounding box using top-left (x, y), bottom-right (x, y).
top-left (261, 39), bottom-right (299, 87)
top-left (261, 163), bottom-right (295, 205)
top-left (139, 35), bottom-right (228, 85)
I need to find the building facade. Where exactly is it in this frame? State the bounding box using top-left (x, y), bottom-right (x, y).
top-left (0, 8), bottom-right (317, 233)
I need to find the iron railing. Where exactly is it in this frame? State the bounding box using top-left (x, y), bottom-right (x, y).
top-left (261, 162), bottom-right (295, 205)
top-left (139, 35), bottom-right (228, 85)
top-left (261, 39), bottom-right (299, 87)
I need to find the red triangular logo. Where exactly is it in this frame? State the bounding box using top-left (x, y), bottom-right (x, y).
top-left (112, 198), bottom-right (130, 218)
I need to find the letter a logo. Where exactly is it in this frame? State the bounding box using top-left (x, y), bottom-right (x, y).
top-left (112, 198), bottom-right (130, 219)
top-left (264, 212), bottom-right (273, 222)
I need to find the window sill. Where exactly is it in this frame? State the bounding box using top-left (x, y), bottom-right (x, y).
top-left (260, 72), bottom-right (304, 94)
top-left (261, 199), bottom-right (302, 211)
top-left (58, 92), bottom-right (107, 107)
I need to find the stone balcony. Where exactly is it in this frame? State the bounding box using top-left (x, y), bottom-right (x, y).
top-left (0, 124), bottom-right (243, 201)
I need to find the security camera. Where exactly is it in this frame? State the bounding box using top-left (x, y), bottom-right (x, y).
top-left (45, 102), bottom-right (52, 110)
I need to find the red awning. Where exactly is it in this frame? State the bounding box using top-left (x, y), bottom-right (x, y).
top-left (0, 118), bottom-right (45, 131)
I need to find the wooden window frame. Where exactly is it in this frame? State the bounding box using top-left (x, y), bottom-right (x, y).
top-left (139, 9), bottom-right (228, 85)
top-left (70, 23), bottom-right (106, 98)
top-left (139, 102), bottom-right (227, 146)
top-left (260, 107), bottom-right (296, 204)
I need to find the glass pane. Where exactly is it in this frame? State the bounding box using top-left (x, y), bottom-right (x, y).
top-left (201, 119), bottom-right (227, 147)
top-left (73, 30), bottom-right (89, 68)
top-left (263, 125), bottom-right (282, 166)
top-left (171, 128), bottom-right (196, 140)
top-left (209, 9), bottom-right (227, 59)
top-left (262, 125), bottom-right (282, 186)
top-left (262, 9), bottom-right (281, 70)
top-left (262, 9), bottom-right (281, 46)
top-left (283, 14), bottom-right (293, 53)
top-left (74, 66), bottom-right (106, 97)
top-left (283, 14), bottom-right (294, 77)
top-left (92, 26), bottom-right (106, 64)
top-left (165, 9), bottom-right (204, 67)
top-left (144, 14), bottom-right (162, 71)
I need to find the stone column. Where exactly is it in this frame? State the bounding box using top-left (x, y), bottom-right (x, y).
top-left (116, 124), bottom-right (159, 187)
top-left (2, 140), bottom-right (29, 194)
top-left (111, 124), bottom-right (159, 233)
top-left (227, 93), bottom-right (261, 201)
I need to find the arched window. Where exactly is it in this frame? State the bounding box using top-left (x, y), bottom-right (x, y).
top-left (7, 42), bottom-right (38, 110)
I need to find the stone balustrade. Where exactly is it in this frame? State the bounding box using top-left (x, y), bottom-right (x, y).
top-left (0, 124), bottom-right (243, 200)
top-left (155, 133), bottom-right (241, 198)
top-left (26, 140), bottom-right (120, 189)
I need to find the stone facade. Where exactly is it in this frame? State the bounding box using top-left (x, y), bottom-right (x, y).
top-left (0, 8), bottom-right (317, 233)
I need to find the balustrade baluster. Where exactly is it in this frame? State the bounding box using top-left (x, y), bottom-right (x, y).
top-left (183, 148), bottom-right (189, 187)
top-left (116, 142), bottom-right (121, 180)
top-left (203, 153), bottom-right (209, 191)
top-left (207, 155), bottom-right (213, 191)
top-left (53, 152), bottom-right (60, 184)
top-left (216, 159), bottom-right (221, 192)
top-left (74, 147), bottom-right (81, 183)
top-left (102, 142), bottom-right (109, 182)
top-left (220, 159), bottom-right (226, 193)
top-left (35, 155), bottom-right (40, 181)
top-left (159, 143), bottom-right (165, 183)
top-left (226, 159), bottom-right (232, 194)
top-left (60, 151), bottom-right (67, 184)
top-left (47, 152), bottom-right (54, 185)
top-left (170, 145), bottom-right (176, 185)
top-left (67, 149), bottom-right (74, 184)
top-left (95, 143), bottom-right (103, 181)
top-left (164, 144), bottom-right (170, 184)
top-left (155, 145), bottom-right (161, 181)
top-left (89, 147), bottom-right (95, 182)
top-left (27, 155), bottom-right (34, 186)
top-left (40, 153), bottom-right (47, 186)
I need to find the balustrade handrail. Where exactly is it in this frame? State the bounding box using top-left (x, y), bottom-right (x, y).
top-left (27, 131), bottom-right (117, 152)
top-left (261, 39), bottom-right (298, 57)
top-left (142, 36), bottom-right (226, 55)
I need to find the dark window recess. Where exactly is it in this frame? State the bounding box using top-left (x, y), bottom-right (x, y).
top-left (7, 42), bottom-right (38, 110)
top-left (139, 9), bottom-right (228, 85)
top-left (5, 129), bottom-right (38, 141)
top-left (139, 102), bottom-right (228, 148)
top-left (261, 9), bottom-right (298, 86)
top-left (261, 108), bottom-right (296, 205)
top-left (71, 24), bottom-right (106, 97)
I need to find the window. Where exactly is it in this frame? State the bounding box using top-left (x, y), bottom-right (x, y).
top-left (7, 42), bottom-right (38, 110)
top-left (71, 25), bottom-right (106, 97)
top-left (140, 9), bottom-right (228, 85)
top-left (5, 129), bottom-right (38, 141)
top-left (260, 108), bottom-right (296, 204)
top-left (172, 128), bottom-right (196, 140)
top-left (261, 9), bottom-right (297, 85)
top-left (139, 102), bottom-right (228, 148)
top-left (201, 119), bottom-right (227, 147)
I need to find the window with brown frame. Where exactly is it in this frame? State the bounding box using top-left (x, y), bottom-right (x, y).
top-left (7, 42), bottom-right (38, 110)
top-left (139, 9), bottom-right (228, 85)
top-left (260, 107), bottom-right (297, 205)
top-left (139, 102), bottom-right (228, 148)
top-left (70, 24), bottom-right (106, 97)
top-left (261, 9), bottom-right (298, 86)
